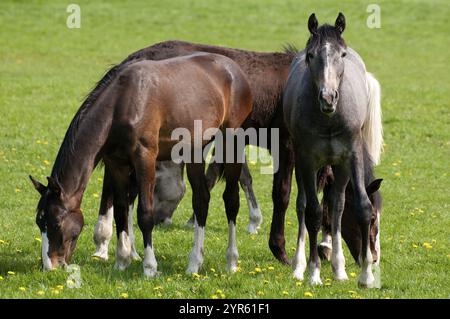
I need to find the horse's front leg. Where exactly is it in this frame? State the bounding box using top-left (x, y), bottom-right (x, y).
top-left (328, 165), bottom-right (350, 281)
top-left (269, 137), bottom-right (294, 265)
top-left (292, 159), bottom-right (307, 281)
top-left (350, 146), bottom-right (375, 288)
top-left (135, 149), bottom-right (158, 278)
top-left (93, 166), bottom-right (114, 260)
top-left (298, 159), bottom-right (322, 286)
top-left (186, 162), bottom-right (210, 274)
top-left (239, 159), bottom-right (263, 234)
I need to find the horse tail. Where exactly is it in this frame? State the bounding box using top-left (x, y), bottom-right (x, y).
top-left (363, 72), bottom-right (383, 165)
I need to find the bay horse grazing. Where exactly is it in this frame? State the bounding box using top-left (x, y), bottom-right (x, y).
top-left (30, 52), bottom-right (253, 276)
top-left (283, 13), bottom-right (383, 287)
top-left (89, 40), bottom-right (296, 264)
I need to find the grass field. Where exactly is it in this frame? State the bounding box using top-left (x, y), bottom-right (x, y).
top-left (0, 0), bottom-right (449, 299)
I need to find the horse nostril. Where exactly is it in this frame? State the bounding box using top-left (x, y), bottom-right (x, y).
top-left (334, 90), bottom-right (339, 101)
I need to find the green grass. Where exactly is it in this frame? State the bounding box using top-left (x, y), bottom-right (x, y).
top-left (0, 0), bottom-right (449, 299)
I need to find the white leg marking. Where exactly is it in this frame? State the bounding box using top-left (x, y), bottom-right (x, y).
top-left (93, 206), bottom-right (113, 260)
top-left (375, 210), bottom-right (381, 266)
top-left (358, 244), bottom-right (375, 288)
top-left (318, 231), bottom-right (332, 261)
top-left (226, 222), bottom-right (239, 272)
top-left (331, 230), bottom-right (348, 281)
top-left (186, 220), bottom-right (205, 274)
top-left (115, 231), bottom-right (131, 271)
top-left (41, 232), bottom-right (53, 271)
top-left (243, 187), bottom-right (262, 234)
top-left (309, 261), bottom-right (323, 286)
top-left (127, 204), bottom-right (141, 261)
top-left (143, 245), bottom-right (158, 278)
top-left (292, 215), bottom-right (307, 281)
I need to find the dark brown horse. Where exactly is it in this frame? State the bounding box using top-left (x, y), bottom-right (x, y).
top-left (30, 52), bottom-right (252, 276)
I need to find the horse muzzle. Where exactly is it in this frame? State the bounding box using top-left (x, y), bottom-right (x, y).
top-left (319, 88), bottom-right (339, 116)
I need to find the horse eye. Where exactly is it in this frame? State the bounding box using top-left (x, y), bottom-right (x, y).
top-left (341, 51), bottom-right (347, 58)
top-left (307, 52), bottom-right (314, 60)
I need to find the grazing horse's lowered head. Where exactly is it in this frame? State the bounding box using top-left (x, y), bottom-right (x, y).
top-left (305, 13), bottom-right (347, 116)
top-left (29, 176), bottom-right (84, 270)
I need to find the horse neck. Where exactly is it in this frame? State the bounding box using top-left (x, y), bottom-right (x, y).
top-left (51, 102), bottom-right (113, 208)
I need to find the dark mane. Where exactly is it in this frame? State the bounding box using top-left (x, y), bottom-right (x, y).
top-left (306, 24), bottom-right (346, 52)
top-left (51, 56), bottom-right (142, 180)
top-left (283, 43), bottom-right (300, 56)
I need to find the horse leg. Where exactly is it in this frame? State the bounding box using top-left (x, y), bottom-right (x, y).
top-left (108, 164), bottom-right (132, 271)
top-left (292, 161), bottom-right (307, 281)
top-left (298, 160), bottom-right (322, 285)
top-left (269, 138), bottom-right (294, 265)
top-left (135, 149), bottom-right (158, 277)
top-left (350, 148), bottom-right (375, 288)
top-left (223, 162), bottom-right (242, 272)
top-left (328, 165), bottom-right (350, 281)
top-left (127, 172), bottom-right (141, 261)
top-left (186, 162), bottom-right (210, 274)
top-left (239, 159), bottom-right (262, 234)
top-left (93, 167), bottom-right (114, 260)
top-left (318, 181), bottom-right (332, 261)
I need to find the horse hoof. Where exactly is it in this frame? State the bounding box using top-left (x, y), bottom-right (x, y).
top-left (292, 269), bottom-right (305, 281)
top-left (358, 273), bottom-right (375, 288)
top-left (92, 251), bottom-right (108, 261)
top-left (309, 277), bottom-right (323, 286)
top-left (114, 259), bottom-right (131, 271)
top-left (334, 272), bottom-right (349, 281)
top-left (247, 223), bottom-right (259, 234)
top-left (318, 244), bottom-right (332, 261)
top-left (143, 267), bottom-right (159, 278)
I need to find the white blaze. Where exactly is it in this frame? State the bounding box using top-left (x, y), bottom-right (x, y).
top-left (41, 232), bottom-right (53, 271)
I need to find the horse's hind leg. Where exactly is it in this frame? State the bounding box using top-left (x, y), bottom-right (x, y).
top-left (350, 148), bottom-right (375, 288)
top-left (93, 166), bottom-right (114, 260)
top-left (223, 162), bottom-right (242, 272)
top-left (327, 165), bottom-right (350, 281)
top-left (240, 159), bottom-right (263, 234)
top-left (186, 162), bottom-right (210, 274)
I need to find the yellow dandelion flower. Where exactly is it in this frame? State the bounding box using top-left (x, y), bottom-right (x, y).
top-left (0, 239), bottom-right (6, 244)
top-left (304, 292), bottom-right (313, 298)
top-left (52, 290), bottom-right (60, 295)
top-left (325, 282), bottom-right (331, 286)
top-left (157, 293), bottom-right (162, 297)
top-left (120, 293), bottom-right (129, 299)
top-left (19, 287), bottom-right (26, 292)
top-left (296, 281), bottom-right (302, 287)
top-left (267, 266), bottom-right (274, 271)
top-left (348, 290), bottom-right (358, 295)
top-left (37, 290), bottom-right (45, 295)
top-left (192, 273), bottom-right (201, 279)
top-left (56, 285), bottom-right (64, 290)
top-left (282, 291), bottom-right (289, 295)
top-left (287, 221), bottom-right (292, 225)
top-left (15, 188), bottom-right (21, 193)
top-left (7, 271), bottom-right (15, 276)
top-left (211, 295), bottom-right (218, 299)
top-left (43, 141), bottom-right (49, 145)
top-left (0, 276), bottom-right (4, 280)
top-left (254, 267), bottom-right (262, 273)
top-left (248, 271), bottom-right (256, 275)
top-left (350, 272), bottom-right (357, 278)
top-left (432, 239), bottom-right (437, 244)
top-left (43, 160), bottom-right (50, 166)
top-left (92, 193), bottom-right (99, 198)
top-left (220, 293), bottom-right (226, 298)
top-left (153, 286), bottom-right (162, 291)
top-left (166, 278), bottom-right (172, 282)
top-left (257, 291), bottom-right (264, 296)
top-left (422, 242), bottom-right (432, 249)
top-left (35, 237), bottom-right (41, 243)
top-left (36, 140), bottom-right (41, 144)
top-left (394, 172), bottom-right (400, 177)
top-left (210, 268), bottom-right (216, 273)
top-left (412, 244), bottom-right (418, 248)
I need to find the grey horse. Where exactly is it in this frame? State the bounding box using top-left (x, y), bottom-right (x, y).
top-left (283, 13), bottom-right (383, 288)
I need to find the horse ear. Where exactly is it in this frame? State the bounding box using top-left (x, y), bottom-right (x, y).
top-left (335, 12), bottom-right (346, 34)
top-left (366, 179), bottom-right (383, 195)
top-left (46, 176), bottom-right (63, 196)
top-left (29, 175), bottom-right (46, 195)
top-left (308, 13), bottom-right (318, 35)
